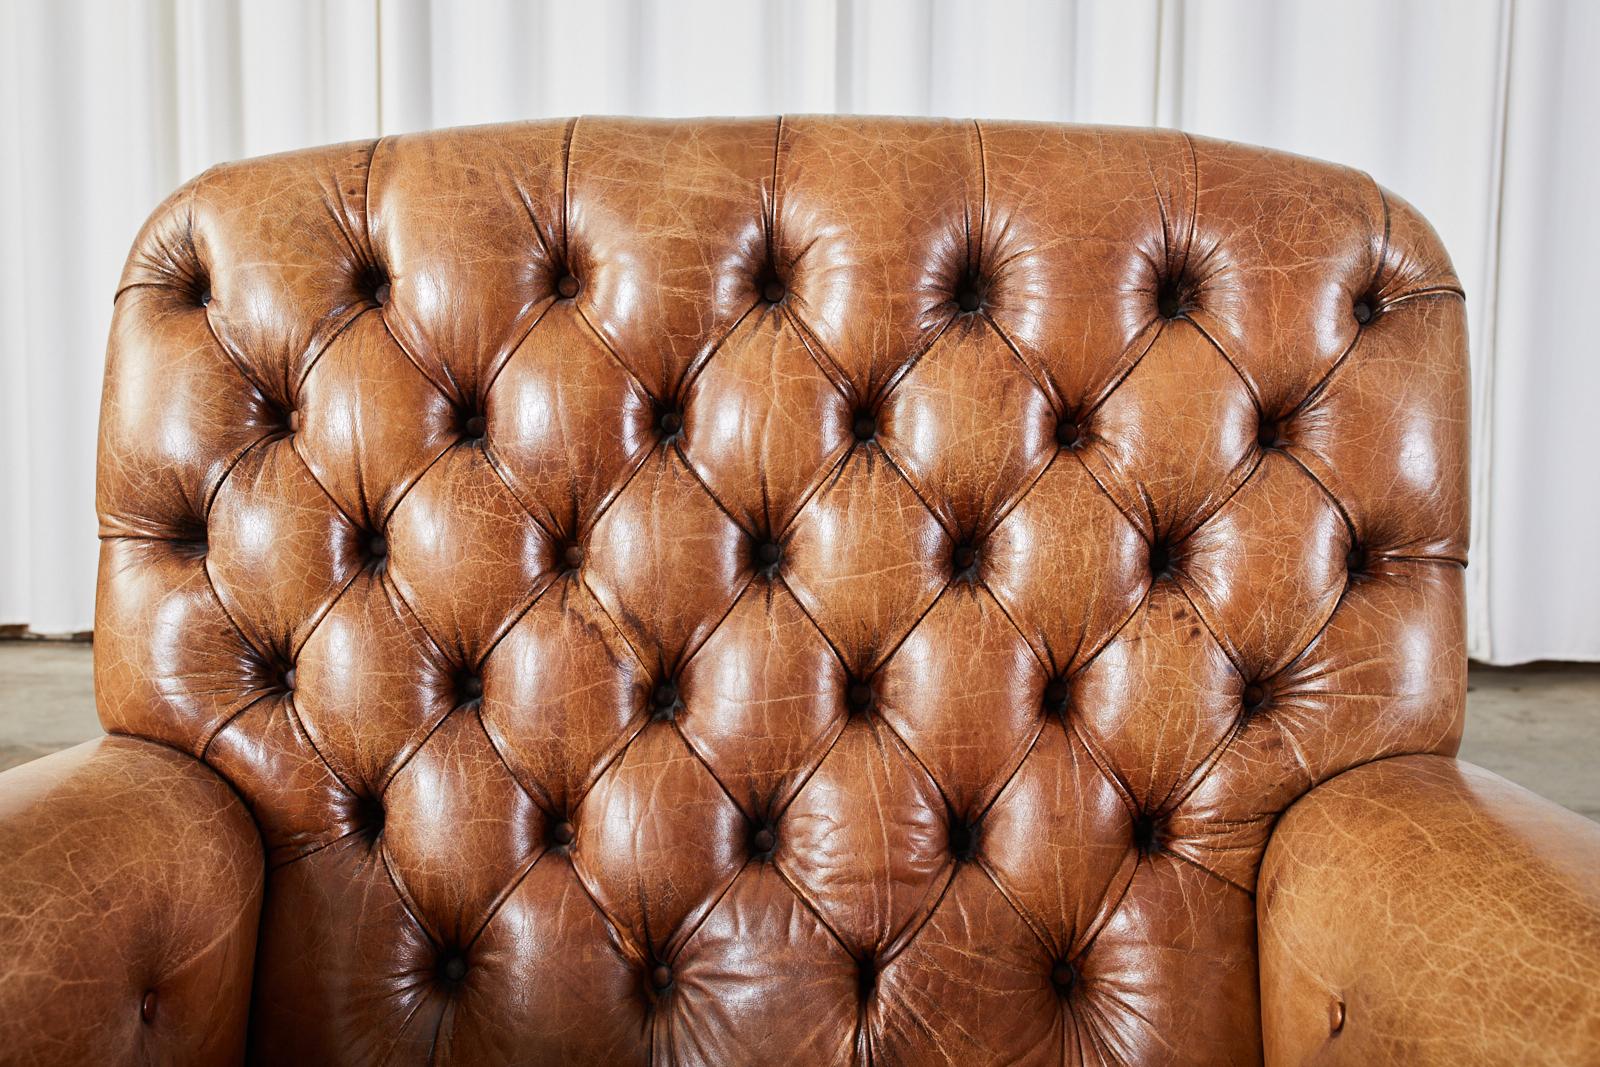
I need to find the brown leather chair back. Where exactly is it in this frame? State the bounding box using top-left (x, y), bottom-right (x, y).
top-left (96, 117), bottom-right (1468, 1063)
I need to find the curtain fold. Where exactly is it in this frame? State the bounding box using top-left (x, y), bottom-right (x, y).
top-left (0, 0), bottom-right (1591, 662)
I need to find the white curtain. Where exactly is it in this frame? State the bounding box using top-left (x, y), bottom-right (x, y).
top-left (1, 0), bottom-right (1593, 663)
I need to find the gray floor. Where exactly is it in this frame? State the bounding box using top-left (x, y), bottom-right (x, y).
top-left (1459, 662), bottom-right (1600, 821)
top-left (0, 641), bottom-right (1595, 820)
top-left (0, 642), bottom-right (100, 773)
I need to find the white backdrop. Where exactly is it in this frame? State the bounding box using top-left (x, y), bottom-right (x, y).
top-left (1, 0), bottom-right (1595, 663)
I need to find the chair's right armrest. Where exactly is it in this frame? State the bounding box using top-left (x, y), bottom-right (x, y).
top-left (1258, 754), bottom-right (1600, 1066)
top-left (0, 736), bottom-right (263, 1066)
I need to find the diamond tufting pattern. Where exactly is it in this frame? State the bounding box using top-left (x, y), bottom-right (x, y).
top-left (95, 117), bottom-right (1469, 1065)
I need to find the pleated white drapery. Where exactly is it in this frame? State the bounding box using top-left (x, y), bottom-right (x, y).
top-left (0, 0), bottom-right (1593, 663)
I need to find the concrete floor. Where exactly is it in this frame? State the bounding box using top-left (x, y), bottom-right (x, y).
top-left (1459, 662), bottom-right (1600, 821)
top-left (0, 641), bottom-right (1595, 820)
top-left (0, 642), bottom-right (100, 773)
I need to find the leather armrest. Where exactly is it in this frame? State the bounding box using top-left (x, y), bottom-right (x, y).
top-left (1258, 754), bottom-right (1600, 1066)
top-left (0, 736), bottom-right (263, 1066)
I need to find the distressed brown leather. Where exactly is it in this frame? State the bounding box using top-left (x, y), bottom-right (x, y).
top-left (0, 736), bottom-right (261, 1065)
top-left (11, 115), bottom-right (1585, 1063)
top-left (1259, 755), bottom-right (1600, 1066)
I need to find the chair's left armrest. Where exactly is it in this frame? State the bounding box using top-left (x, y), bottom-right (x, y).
top-left (0, 736), bottom-right (263, 1066)
top-left (1258, 753), bottom-right (1600, 1066)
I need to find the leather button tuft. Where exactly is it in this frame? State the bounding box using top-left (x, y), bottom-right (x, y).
top-left (762, 279), bottom-right (787, 304)
top-left (658, 409), bottom-right (683, 437)
top-left (367, 535), bottom-right (388, 559)
top-left (281, 667), bottom-right (296, 692)
top-left (1258, 419), bottom-right (1283, 450)
top-left (196, 288), bottom-right (212, 308)
top-left (752, 827), bottom-right (776, 853)
top-left (562, 542), bottom-right (585, 570)
top-left (441, 954), bottom-right (468, 983)
top-left (755, 539), bottom-right (782, 568)
top-left (140, 990), bottom-right (157, 1024)
top-left (556, 274), bottom-right (580, 299)
top-left (372, 281), bottom-right (391, 306)
top-left (956, 286), bottom-right (982, 313)
top-left (1346, 542), bottom-right (1368, 574)
top-left (1051, 961), bottom-right (1076, 993)
top-left (460, 675), bottom-right (483, 701)
top-left (1242, 682), bottom-right (1269, 711)
top-left (286, 410), bottom-right (301, 434)
top-left (846, 681), bottom-right (874, 714)
top-left (463, 414), bottom-right (487, 439)
top-left (1157, 282), bottom-right (1187, 319)
top-left (857, 957), bottom-right (878, 998)
top-left (1132, 812), bottom-right (1163, 854)
top-left (952, 542), bottom-right (979, 575)
top-left (949, 819), bottom-right (979, 861)
top-left (1042, 677), bottom-right (1070, 715)
top-left (852, 411), bottom-right (877, 441)
top-left (652, 680), bottom-right (679, 718)
top-left (355, 793), bottom-right (384, 836)
top-left (551, 820), bottom-right (575, 846)
top-left (1329, 996), bottom-right (1346, 1034)
top-left (1149, 540), bottom-right (1175, 580)
top-left (1056, 417), bottom-right (1083, 449)
top-left (651, 964), bottom-right (673, 990)
top-left (1353, 300), bottom-right (1374, 325)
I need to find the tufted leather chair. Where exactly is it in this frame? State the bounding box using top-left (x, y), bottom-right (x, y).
top-left (1, 117), bottom-right (1597, 1066)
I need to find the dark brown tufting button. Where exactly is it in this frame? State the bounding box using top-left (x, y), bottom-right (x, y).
top-left (464, 414), bottom-right (487, 439)
top-left (1042, 677), bottom-right (1070, 715)
top-left (852, 411), bottom-right (876, 441)
top-left (1051, 960), bottom-right (1076, 993)
top-left (196, 289), bottom-right (212, 308)
top-left (950, 819), bottom-right (979, 860)
top-left (140, 991), bottom-right (157, 1023)
top-left (652, 680), bottom-right (679, 717)
top-left (846, 681), bottom-right (874, 714)
top-left (762, 279), bottom-right (787, 304)
top-left (1258, 419), bottom-right (1283, 450)
top-left (367, 535), bottom-right (388, 559)
top-left (956, 286), bottom-right (982, 313)
top-left (756, 539), bottom-right (782, 568)
top-left (356, 793), bottom-right (384, 836)
top-left (1157, 283), bottom-right (1185, 319)
top-left (556, 274), bottom-right (580, 299)
top-left (281, 667), bottom-right (296, 692)
top-left (658, 409), bottom-right (683, 436)
top-left (1149, 540), bottom-right (1174, 580)
top-left (651, 964), bottom-right (673, 990)
top-left (460, 675), bottom-right (483, 701)
top-left (286, 410), bottom-right (301, 433)
top-left (952, 542), bottom-right (979, 574)
top-left (1132, 812), bottom-right (1162, 854)
top-left (441, 955), bottom-right (468, 983)
top-left (562, 542), bottom-right (585, 570)
top-left (1242, 682), bottom-right (1269, 711)
top-left (1353, 300), bottom-right (1374, 325)
top-left (752, 827), bottom-right (776, 853)
top-left (858, 957), bottom-right (878, 997)
top-left (1346, 543), bottom-right (1368, 573)
top-left (1056, 417), bottom-right (1083, 449)
top-left (1330, 996), bottom-right (1346, 1034)
top-left (373, 281), bottom-right (391, 306)
top-left (551, 820), bottom-right (575, 846)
